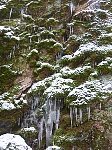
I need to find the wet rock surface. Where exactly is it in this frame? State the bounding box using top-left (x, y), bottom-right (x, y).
top-left (0, 0), bottom-right (112, 149)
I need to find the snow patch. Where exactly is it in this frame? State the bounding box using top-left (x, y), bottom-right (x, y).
top-left (46, 145), bottom-right (61, 150)
top-left (0, 133), bottom-right (32, 150)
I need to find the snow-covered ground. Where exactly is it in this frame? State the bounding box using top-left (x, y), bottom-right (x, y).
top-left (46, 145), bottom-right (61, 150)
top-left (0, 133), bottom-right (32, 150)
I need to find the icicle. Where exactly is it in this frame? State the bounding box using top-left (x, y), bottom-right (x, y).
top-left (72, 146), bottom-right (75, 150)
top-left (46, 124), bottom-right (52, 147)
top-left (18, 118), bottom-right (21, 126)
top-left (33, 25), bottom-right (36, 32)
top-left (44, 98), bottom-right (52, 147)
top-left (54, 98), bottom-right (56, 111)
top-left (25, 6), bottom-right (28, 14)
top-left (44, 98), bottom-right (61, 147)
top-left (69, 1), bottom-right (74, 15)
top-left (38, 117), bottom-right (44, 148)
top-left (24, 119), bottom-right (27, 127)
top-left (88, 106), bottom-right (91, 120)
top-left (70, 107), bottom-right (73, 128)
top-left (31, 99), bottom-right (34, 110)
top-left (21, 122), bottom-right (24, 128)
top-left (21, 8), bottom-right (24, 21)
top-left (89, 147), bottom-right (92, 150)
top-left (56, 52), bottom-right (62, 60)
top-left (87, 106), bottom-right (91, 120)
top-left (72, 26), bottom-right (74, 34)
top-left (12, 45), bottom-right (16, 57)
top-left (9, 8), bottom-right (13, 21)
top-left (48, 103), bottom-right (53, 134)
top-left (51, 122), bottom-right (53, 136)
top-left (29, 45), bottom-right (31, 51)
top-left (79, 108), bottom-right (82, 124)
top-left (20, 96), bottom-right (40, 129)
top-left (70, 26), bottom-right (72, 35)
top-left (33, 96), bottom-right (39, 110)
top-left (38, 136), bottom-right (41, 149)
top-left (63, 37), bottom-right (64, 42)
top-left (75, 107), bottom-right (78, 122)
top-left (69, 25), bottom-right (74, 35)
top-left (56, 108), bottom-right (60, 130)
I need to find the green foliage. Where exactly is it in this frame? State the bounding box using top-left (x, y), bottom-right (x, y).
top-left (96, 10), bottom-right (107, 19)
top-left (27, 49), bottom-right (39, 67)
top-left (18, 127), bottom-right (38, 143)
top-left (34, 62), bottom-right (55, 79)
top-left (0, 65), bottom-right (17, 93)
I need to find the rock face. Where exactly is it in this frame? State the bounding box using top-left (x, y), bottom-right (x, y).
top-left (0, 133), bottom-right (32, 150)
top-left (0, 0), bottom-right (112, 149)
